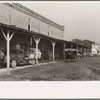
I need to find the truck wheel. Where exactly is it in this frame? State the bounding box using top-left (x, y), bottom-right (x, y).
top-left (30, 59), bottom-right (35, 65)
top-left (11, 60), bottom-right (17, 68)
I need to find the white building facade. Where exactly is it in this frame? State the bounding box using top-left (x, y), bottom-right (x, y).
top-left (92, 43), bottom-right (100, 55)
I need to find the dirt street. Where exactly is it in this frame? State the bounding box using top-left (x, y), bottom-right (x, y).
top-left (0, 57), bottom-right (100, 81)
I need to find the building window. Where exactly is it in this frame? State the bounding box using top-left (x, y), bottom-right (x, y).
top-left (28, 17), bottom-right (31, 31)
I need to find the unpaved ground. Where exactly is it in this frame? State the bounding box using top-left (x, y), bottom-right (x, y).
top-left (0, 57), bottom-right (100, 81)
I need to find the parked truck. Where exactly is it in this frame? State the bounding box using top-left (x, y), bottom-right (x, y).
top-left (0, 48), bottom-right (42, 68)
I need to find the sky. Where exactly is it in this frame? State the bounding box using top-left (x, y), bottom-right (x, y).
top-left (21, 1), bottom-right (100, 43)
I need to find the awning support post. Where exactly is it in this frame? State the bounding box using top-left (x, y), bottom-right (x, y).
top-left (81, 47), bottom-right (83, 55)
top-left (84, 48), bottom-right (86, 53)
top-left (63, 43), bottom-right (66, 59)
top-left (33, 36), bottom-right (41, 64)
top-left (1, 29), bottom-right (15, 74)
top-left (51, 40), bottom-right (56, 62)
top-left (71, 45), bottom-right (73, 55)
top-left (76, 46), bottom-right (79, 55)
top-left (7, 31), bottom-right (10, 73)
top-left (71, 45), bottom-right (73, 49)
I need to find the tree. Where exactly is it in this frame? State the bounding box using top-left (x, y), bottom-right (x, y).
top-left (72, 39), bottom-right (95, 48)
top-left (82, 39), bottom-right (95, 48)
top-left (72, 39), bottom-right (83, 45)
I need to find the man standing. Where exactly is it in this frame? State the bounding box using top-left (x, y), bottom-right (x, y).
top-left (16, 43), bottom-right (21, 53)
top-left (0, 50), bottom-right (4, 61)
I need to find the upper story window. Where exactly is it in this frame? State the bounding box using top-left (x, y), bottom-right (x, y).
top-left (28, 17), bottom-right (31, 31)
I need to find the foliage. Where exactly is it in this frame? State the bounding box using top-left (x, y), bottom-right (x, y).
top-left (72, 39), bottom-right (95, 48)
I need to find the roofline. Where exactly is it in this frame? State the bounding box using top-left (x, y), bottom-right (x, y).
top-left (0, 23), bottom-right (88, 48)
top-left (92, 43), bottom-right (100, 45)
top-left (0, 22), bottom-right (63, 42)
top-left (3, 3), bottom-right (64, 31)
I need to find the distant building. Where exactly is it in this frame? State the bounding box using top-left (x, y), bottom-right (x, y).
top-left (92, 43), bottom-right (100, 55)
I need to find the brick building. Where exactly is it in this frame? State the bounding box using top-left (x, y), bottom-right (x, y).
top-left (0, 3), bottom-right (88, 72)
top-left (0, 3), bottom-right (64, 39)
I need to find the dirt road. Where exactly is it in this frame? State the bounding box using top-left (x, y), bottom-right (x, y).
top-left (0, 57), bottom-right (100, 81)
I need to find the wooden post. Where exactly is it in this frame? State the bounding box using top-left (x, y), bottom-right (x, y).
top-left (71, 45), bottom-right (73, 49)
top-left (51, 40), bottom-right (56, 62)
top-left (76, 46), bottom-right (78, 54)
top-left (48, 25), bottom-right (50, 36)
top-left (1, 29), bottom-right (15, 73)
top-left (30, 37), bottom-right (32, 46)
top-left (81, 47), bottom-right (83, 55)
top-left (85, 48), bottom-right (87, 53)
top-left (7, 31), bottom-right (10, 73)
top-left (86, 48), bottom-right (88, 53)
top-left (71, 45), bottom-right (73, 55)
top-left (36, 41), bottom-right (38, 64)
top-left (83, 48), bottom-right (85, 54)
top-left (33, 36), bottom-right (41, 64)
top-left (41, 44), bottom-right (45, 61)
top-left (63, 43), bottom-right (66, 59)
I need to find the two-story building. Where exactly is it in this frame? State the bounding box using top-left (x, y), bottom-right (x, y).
top-left (0, 3), bottom-right (89, 73)
top-left (0, 3), bottom-right (66, 71)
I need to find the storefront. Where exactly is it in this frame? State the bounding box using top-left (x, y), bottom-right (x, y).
top-left (0, 23), bottom-right (67, 73)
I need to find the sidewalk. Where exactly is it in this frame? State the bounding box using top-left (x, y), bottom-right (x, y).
top-left (0, 59), bottom-right (77, 74)
top-left (0, 61), bottom-right (58, 74)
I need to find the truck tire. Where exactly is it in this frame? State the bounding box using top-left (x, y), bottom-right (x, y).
top-left (30, 59), bottom-right (35, 65)
top-left (11, 60), bottom-right (17, 68)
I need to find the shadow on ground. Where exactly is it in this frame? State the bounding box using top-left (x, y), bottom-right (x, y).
top-left (0, 57), bottom-right (100, 81)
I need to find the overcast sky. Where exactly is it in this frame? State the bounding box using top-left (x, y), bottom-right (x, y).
top-left (21, 1), bottom-right (100, 43)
